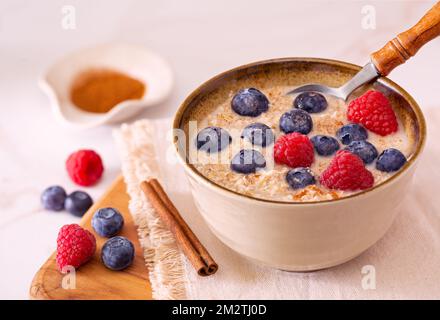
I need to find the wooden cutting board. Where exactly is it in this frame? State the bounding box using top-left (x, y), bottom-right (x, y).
top-left (29, 176), bottom-right (153, 300)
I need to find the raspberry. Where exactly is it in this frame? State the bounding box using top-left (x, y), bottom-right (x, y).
top-left (66, 149), bottom-right (104, 186)
top-left (320, 150), bottom-right (374, 191)
top-left (274, 132), bottom-right (314, 168)
top-left (347, 90), bottom-right (398, 136)
top-left (56, 224), bottom-right (96, 273)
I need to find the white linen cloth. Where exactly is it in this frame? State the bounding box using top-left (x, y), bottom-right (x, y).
top-left (114, 107), bottom-right (440, 299)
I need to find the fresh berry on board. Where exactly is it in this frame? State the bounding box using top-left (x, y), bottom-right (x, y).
top-left (196, 126), bottom-right (232, 153)
top-left (101, 236), bottom-right (135, 271)
top-left (311, 135), bottom-right (340, 156)
top-left (241, 122), bottom-right (274, 147)
top-left (320, 150), bottom-right (374, 191)
top-left (345, 140), bottom-right (378, 164)
top-left (231, 88), bottom-right (269, 117)
top-left (274, 132), bottom-right (314, 168)
top-left (56, 224), bottom-right (96, 273)
top-left (294, 92), bottom-right (328, 113)
top-left (286, 167), bottom-right (316, 190)
top-left (230, 149), bottom-right (266, 174)
top-left (92, 207), bottom-right (124, 238)
top-left (336, 123), bottom-right (368, 145)
top-left (65, 191), bottom-right (93, 217)
top-left (279, 109), bottom-right (313, 135)
top-left (66, 149), bottom-right (104, 186)
top-left (41, 186), bottom-right (67, 211)
top-left (347, 90), bottom-right (398, 136)
top-left (376, 148), bottom-right (407, 172)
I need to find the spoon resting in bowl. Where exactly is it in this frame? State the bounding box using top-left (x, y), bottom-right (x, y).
top-left (288, 1), bottom-right (440, 101)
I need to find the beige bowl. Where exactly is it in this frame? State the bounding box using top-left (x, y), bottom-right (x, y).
top-left (173, 58), bottom-right (426, 271)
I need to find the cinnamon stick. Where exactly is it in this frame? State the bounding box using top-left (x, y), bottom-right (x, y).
top-left (140, 179), bottom-right (218, 276)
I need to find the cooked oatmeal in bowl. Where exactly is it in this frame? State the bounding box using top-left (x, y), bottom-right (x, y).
top-left (181, 67), bottom-right (417, 203)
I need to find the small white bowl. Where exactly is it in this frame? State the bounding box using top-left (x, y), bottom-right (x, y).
top-left (39, 44), bottom-right (173, 129)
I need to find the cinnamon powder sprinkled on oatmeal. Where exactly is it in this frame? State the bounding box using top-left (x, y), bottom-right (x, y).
top-left (70, 69), bottom-right (146, 113)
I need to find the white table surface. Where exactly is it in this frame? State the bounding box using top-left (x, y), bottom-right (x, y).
top-left (0, 0), bottom-right (439, 299)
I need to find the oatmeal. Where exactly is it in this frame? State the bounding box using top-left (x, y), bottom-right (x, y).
top-left (182, 69), bottom-right (415, 202)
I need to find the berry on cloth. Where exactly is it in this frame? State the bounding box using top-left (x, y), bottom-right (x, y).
top-left (311, 135), bottom-right (340, 156)
top-left (376, 148), bottom-right (407, 172)
top-left (286, 167), bottom-right (316, 189)
top-left (101, 236), bottom-right (135, 271)
top-left (320, 150), bottom-right (374, 191)
top-left (66, 149), bottom-right (104, 186)
top-left (196, 126), bottom-right (231, 153)
top-left (279, 109), bottom-right (313, 135)
top-left (274, 132), bottom-right (314, 168)
top-left (294, 92), bottom-right (328, 113)
top-left (41, 186), bottom-right (67, 211)
top-left (347, 90), bottom-right (398, 136)
top-left (336, 123), bottom-right (368, 145)
top-left (65, 191), bottom-right (93, 217)
top-left (92, 207), bottom-right (124, 238)
top-left (230, 149), bottom-right (266, 174)
top-left (231, 88), bottom-right (269, 117)
top-left (56, 224), bottom-right (96, 273)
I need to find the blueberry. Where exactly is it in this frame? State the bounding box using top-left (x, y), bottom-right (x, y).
top-left (286, 168), bottom-right (316, 189)
top-left (336, 124), bottom-right (368, 145)
top-left (230, 149), bottom-right (266, 174)
top-left (231, 88), bottom-right (269, 117)
top-left (376, 148), bottom-right (407, 172)
top-left (311, 135), bottom-right (340, 156)
top-left (196, 127), bottom-right (231, 153)
top-left (92, 207), bottom-right (124, 237)
top-left (101, 236), bottom-right (135, 271)
top-left (41, 186), bottom-right (67, 211)
top-left (279, 109), bottom-right (313, 134)
top-left (241, 123), bottom-right (274, 147)
top-left (345, 140), bottom-right (378, 164)
top-left (64, 191), bottom-right (93, 217)
top-left (294, 92), bottom-right (328, 113)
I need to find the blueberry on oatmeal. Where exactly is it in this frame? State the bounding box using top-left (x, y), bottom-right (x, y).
top-left (196, 126), bottom-right (232, 153)
top-left (311, 135), bottom-right (340, 156)
top-left (336, 124), bottom-right (368, 145)
top-left (279, 109), bottom-right (313, 135)
top-left (294, 92), bottom-right (328, 113)
top-left (345, 140), bottom-right (378, 164)
top-left (376, 148), bottom-right (407, 172)
top-left (231, 88), bottom-right (269, 117)
top-left (230, 149), bottom-right (266, 174)
top-left (286, 168), bottom-right (316, 190)
top-left (241, 123), bottom-right (274, 147)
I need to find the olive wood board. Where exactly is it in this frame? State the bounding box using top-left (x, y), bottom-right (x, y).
top-left (29, 176), bottom-right (153, 300)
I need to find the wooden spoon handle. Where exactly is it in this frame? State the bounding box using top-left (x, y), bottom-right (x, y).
top-left (371, 1), bottom-right (440, 76)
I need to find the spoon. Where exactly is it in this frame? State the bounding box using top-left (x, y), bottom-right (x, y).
top-left (288, 2), bottom-right (440, 100)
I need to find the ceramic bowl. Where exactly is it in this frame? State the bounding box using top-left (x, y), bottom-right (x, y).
top-left (40, 44), bottom-right (173, 129)
top-left (173, 58), bottom-right (426, 271)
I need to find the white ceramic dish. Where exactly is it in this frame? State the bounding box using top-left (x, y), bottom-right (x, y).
top-left (40, 44), bottom-right (173, 129)
top-left (173, 58), bottom-right (426, 271)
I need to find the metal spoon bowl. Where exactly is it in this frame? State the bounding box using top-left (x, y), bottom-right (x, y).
top-left (287, 62), bottom-right (379, 101)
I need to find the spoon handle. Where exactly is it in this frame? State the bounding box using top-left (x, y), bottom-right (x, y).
top-left (370, 1), bottom-right (440, 76)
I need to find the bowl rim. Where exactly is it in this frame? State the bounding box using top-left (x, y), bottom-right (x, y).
top-left (172, 57), bottom-right (427, 206)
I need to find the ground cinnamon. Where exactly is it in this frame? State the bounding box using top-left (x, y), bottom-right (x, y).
top-left (70, 69), bottom-right (146, 113)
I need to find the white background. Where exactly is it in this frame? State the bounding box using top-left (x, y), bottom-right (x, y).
top-left (0, 0), bottom-right (439, 299)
